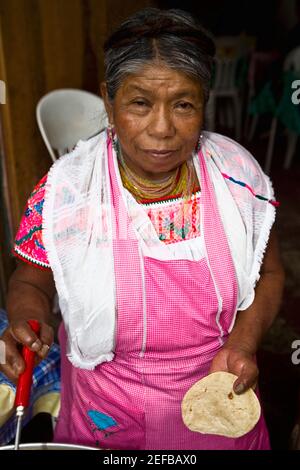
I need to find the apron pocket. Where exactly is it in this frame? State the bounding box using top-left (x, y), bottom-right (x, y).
top-left (72, 365), bottom-right (146, 450)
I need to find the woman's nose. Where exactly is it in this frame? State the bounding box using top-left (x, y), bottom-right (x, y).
top-left (147, 107), bottom-right (175, 139)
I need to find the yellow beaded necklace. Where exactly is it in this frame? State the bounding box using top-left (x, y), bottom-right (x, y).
top-left (116, 141), bottom-right (198, 202)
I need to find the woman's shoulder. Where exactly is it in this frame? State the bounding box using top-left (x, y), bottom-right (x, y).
top-left (45, 131), bottom-right (106, 193)
top-left (202, 131), bottom-right (267, 185)
top-left (51, 131), bottom-right (105, 169)
top-left (26, 173), bottom-right (48, 210)
top-left (14, 173), bottom-right (50, 269)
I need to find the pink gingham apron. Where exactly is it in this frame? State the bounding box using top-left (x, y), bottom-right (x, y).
top-left (54, 138), bottom-right (270, 450)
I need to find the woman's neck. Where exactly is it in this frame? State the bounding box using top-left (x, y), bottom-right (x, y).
top-left (121, 153), bottom-right (179, 182)
top-left (118, 155), bottom-right (200, 201)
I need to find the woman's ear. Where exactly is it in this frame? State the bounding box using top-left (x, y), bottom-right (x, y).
top-left (100, 82), bottom-right (113, 124)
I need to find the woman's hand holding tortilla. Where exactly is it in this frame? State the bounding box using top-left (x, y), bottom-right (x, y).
top-left (209, 346), bottom-right (258, 395)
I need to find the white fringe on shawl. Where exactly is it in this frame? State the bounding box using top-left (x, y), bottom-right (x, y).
top-left (43, 130), bottom-right (276, 369)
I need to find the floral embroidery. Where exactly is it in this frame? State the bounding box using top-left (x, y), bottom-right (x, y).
top-left (13, 174), bottom-right (50, 269)
top-left (145, 192), bottom-right (201, 244)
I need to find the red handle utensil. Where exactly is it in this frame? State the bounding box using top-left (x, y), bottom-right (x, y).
top-left (15, 319), bottom-right (40, 407)
top-left (14, 319), bottom-right (40, 450)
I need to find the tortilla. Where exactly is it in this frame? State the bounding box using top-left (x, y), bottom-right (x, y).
top-left (181, 371), bottom-right (261, 438)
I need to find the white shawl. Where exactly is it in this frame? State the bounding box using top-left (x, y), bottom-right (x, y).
top-left (43, 130), bottom-right (276, 369)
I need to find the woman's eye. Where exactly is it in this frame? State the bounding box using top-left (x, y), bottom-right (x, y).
top-left (176, 102), bottom-right (194, 110)
top-left (132, 100), bottom-right (148, 107)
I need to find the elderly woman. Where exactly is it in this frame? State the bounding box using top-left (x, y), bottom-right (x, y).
top-left (1, 8), bottom-right (284, 450)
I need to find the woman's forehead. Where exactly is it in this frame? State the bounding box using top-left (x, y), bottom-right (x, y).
top-left (119, 64), bottom-right (202, 96)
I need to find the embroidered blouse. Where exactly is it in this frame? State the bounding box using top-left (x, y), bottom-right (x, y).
top-left (14, 175), bottom-right (201, 270)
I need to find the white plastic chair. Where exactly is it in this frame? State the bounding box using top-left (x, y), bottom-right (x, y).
top-left (36, 89), bottom-right (108, 324)
top-left (264, 46), bottom-right (300, 173)
top-left (36, 89), bottom-right (108, 162)
top-left (206, 36), bottom-right (251, 140)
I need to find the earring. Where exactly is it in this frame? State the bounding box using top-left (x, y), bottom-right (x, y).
top-left (196, 133), bottom-right (203, 152)
top-left (107, 123), bottom-right (114, 140)
top-left (108, 123), bottom-right (118, 152)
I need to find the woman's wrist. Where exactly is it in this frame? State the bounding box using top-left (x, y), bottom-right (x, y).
top-left (223, 341), bottom-right (258, 357)
top-left (7, 287), bottom-right (52, 325)
top-left (223, 313), bottom-right (262, 356)
top-left (7, 308), bottom-right (51, 325)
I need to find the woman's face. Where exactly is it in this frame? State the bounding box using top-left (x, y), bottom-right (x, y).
top-left (101, 63), bottom-right (204, 180)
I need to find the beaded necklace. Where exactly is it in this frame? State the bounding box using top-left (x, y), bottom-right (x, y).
top-left (115, 139), bottom-right (198, 202)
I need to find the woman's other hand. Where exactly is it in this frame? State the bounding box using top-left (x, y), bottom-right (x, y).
top-left (0, 319), bottom-right (54, 383)
top-left (1, 260), bottom-right (56, 383)
top-left (209, 346), bottom-right (258, 394)
top-left (208, 228), bottom-right (284, 395)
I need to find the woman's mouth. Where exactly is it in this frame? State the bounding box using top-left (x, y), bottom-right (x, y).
top-left (143, 149), bottom-right (178, 158)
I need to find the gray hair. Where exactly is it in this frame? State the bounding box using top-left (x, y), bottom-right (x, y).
top-left (103, 8), bottom-right (215, 105)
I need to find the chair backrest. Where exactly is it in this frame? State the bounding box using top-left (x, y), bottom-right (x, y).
top-left (284, 46), bottom-right (300, 73)
top-left (36, 89), bottom-right (108, 162)
top-left (213, 56), bottom-right (240, 90)
top-left (247, 50), bottom-right (281, 95)
top-left (212, 36), bottom-right (249, 91)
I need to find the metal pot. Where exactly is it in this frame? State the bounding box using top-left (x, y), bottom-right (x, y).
top-left (0, 442), bottom-right (100, 450)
